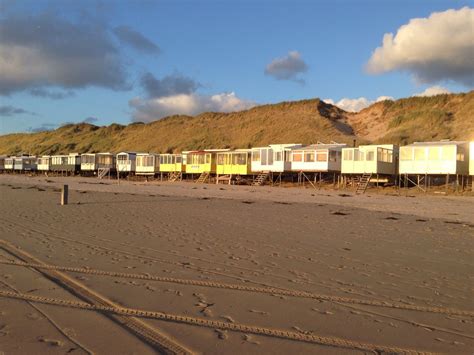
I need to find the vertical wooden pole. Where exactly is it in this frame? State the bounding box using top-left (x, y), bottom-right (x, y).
top-left (61, 185), bottom-right (68, 205)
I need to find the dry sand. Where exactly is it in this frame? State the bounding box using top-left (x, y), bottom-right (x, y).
top-left (0, 174), bottom-right (473, 354)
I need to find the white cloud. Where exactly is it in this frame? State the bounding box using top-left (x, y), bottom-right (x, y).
top-left (0, 13), bottom-right (146, 95)
top-left (323, 96), bottom-right (394, 112)
top-left (264, 51), bottom-right (308, 83)
top-left (367, 7), bottom-right (474, 86)
top-left (375, 95), bottom-right (394, 102)
top-left (130, 92), bottom-right (256, 122)
top-left (412, 85), bottom-right (451, 97)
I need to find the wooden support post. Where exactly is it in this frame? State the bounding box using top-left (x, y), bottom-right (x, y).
top-left (61, 185), bottom-right (68, 205)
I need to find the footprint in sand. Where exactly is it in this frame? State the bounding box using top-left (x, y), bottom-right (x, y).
top-left (193, 293), bottom-right (214, 317)
top-left (248, 309), bottom-right (269, 316)
top-left (0, 324), bottom-right (10, 337)
top-left (214, 329), bottom-right (228, 340)
top-left (242, 334), bottom-right (260, 345)
top-left (37, 336), bottom-right (63, 347)
top-left (26, 313), bottom-right (42, 321)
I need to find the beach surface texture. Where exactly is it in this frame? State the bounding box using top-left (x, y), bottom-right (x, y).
top-left (0, 174), bottom-right (473, 354)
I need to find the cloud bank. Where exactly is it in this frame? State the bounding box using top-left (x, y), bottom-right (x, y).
top-left (130, 92), bottom-right (255, 123)
top-left (265, 51), bottom-right (308, 84)
top-left (0, 105), bottom-right (36, 117)
top-left (412, 85), bottom-right (451, 97)
top-left (140, 72), bottom-right (201, 98)
top-left (323, 96), bottom-right (393, 112)
top-left (367, 7), bottom-right (474, 86)
top-left (113, 26), bottom-right (160, 54)
top-left (0, 12), bottom-right (158, 96)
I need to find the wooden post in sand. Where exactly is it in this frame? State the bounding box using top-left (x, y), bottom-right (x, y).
top-left (61, 185), bottom-right (68, 205)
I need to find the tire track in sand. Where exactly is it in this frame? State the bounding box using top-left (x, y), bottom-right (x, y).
top-left (1, 258), bottom-right (472, 318)
top-left (0, 289), bottom-right (434, 355)
top-left (0, 239), bottom-right (194, 355)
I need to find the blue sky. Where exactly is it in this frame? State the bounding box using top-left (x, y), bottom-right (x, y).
top-left (0, 0), bottom-right (472, 134)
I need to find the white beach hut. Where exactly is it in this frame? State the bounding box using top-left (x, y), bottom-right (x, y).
top-left (136, 153), bottom-right (160, 176)
top-left (251, 144), bottom-right (302, 173)
top-left (81, 153), bottom-right (97, 172)
top-left (399, 141), bottom-right (469, 176)
top-left (4, 157), bottom-right (14, 171)
top-left (116, 152), bottom-right (137, 174)
top-left (37, 156), bottom-right (52, 172)
top-left (341, 144), bottom-right (398, 175)
top-left (290, 143), bottom-right (347, 172)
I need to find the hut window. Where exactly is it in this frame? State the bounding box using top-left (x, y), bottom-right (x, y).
top-left (366, 151), bottom-right (374, 161)
top-left (354, 150), bottom-right (364, 161)
top-left (305, 152), bottom-right (315, 162)
top-left (414, 148), bottom-right (426, 160)
top-left (176, 156), bottom-right (182, 163)
top-left (400, 148), bottom-right (412, 161)
top-left (217, 155), bottom-right (224, 165)
top-left (262, 150), bottom-right (268, 165)
top-left (343, 150), bottom-right (353, 161)
top-left (316, 152), bottom-right (327, 162)
top-left (267, 149), bottom-right (274, 164)
top-left (377, 148), bottom-right (392, 162)
top-left (252, 151), bottom-right (260, 162)
top-left (275, 152), bottom-right (282, 161)
top-left (205, 154), bottom-right (211, 164)
top-left (441, 146), bottom-right (455, 160)
top-left (428, 147), bottom-right (440, 160)
top-left (293, 152), bottom-right (303, 162)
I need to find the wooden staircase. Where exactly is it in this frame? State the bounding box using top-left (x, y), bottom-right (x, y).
top-left (196, 172), bottom-right (210, 183)
top-left (168, 171), bottom-right (182, 182)
top-left (98, 167), bottom-right (110, 179)
top-left (356, 173), bottom-right (372, 194)
top-left (252, 171), bottom-right (270, 186)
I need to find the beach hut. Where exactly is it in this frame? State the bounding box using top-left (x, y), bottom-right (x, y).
top-left (341, 144), bottom-right (398, 175)
top-left (159, 154), bottom-right (184, 181)
top-left (399, 141), bottom-right (469, 176)
top-left (14, 156), bottom-right (37, 171)
top-left (80, 153), bottom-right (97, 172)
top-left (81, 153), bottom-right (116, 175)
top-left (290, 143), bottom-right (347, 172)
top-left (4, 157), bottom-right (14, 171)
top-left (50, 153), bottom-right (81, 174)
top-left (251, 144), bottom-right (302, 173)
top-left (216, 149), bottom-right (252, 183)
top-left (136, 153), bottom-right (160, 176)
top-left (116, 152), bottom-right (137, 175)
top-left (184, 149), bottom-right (229, 182)
top-left (37, 156), bottom-right (52, 172)
top-left (399, 141), bottom-right (469, 190)
top-left (341, 144), bottom-right (398, 192)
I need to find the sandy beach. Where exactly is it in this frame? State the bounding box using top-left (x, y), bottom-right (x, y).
top-left (0, 174), bottom-right (473, 354)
